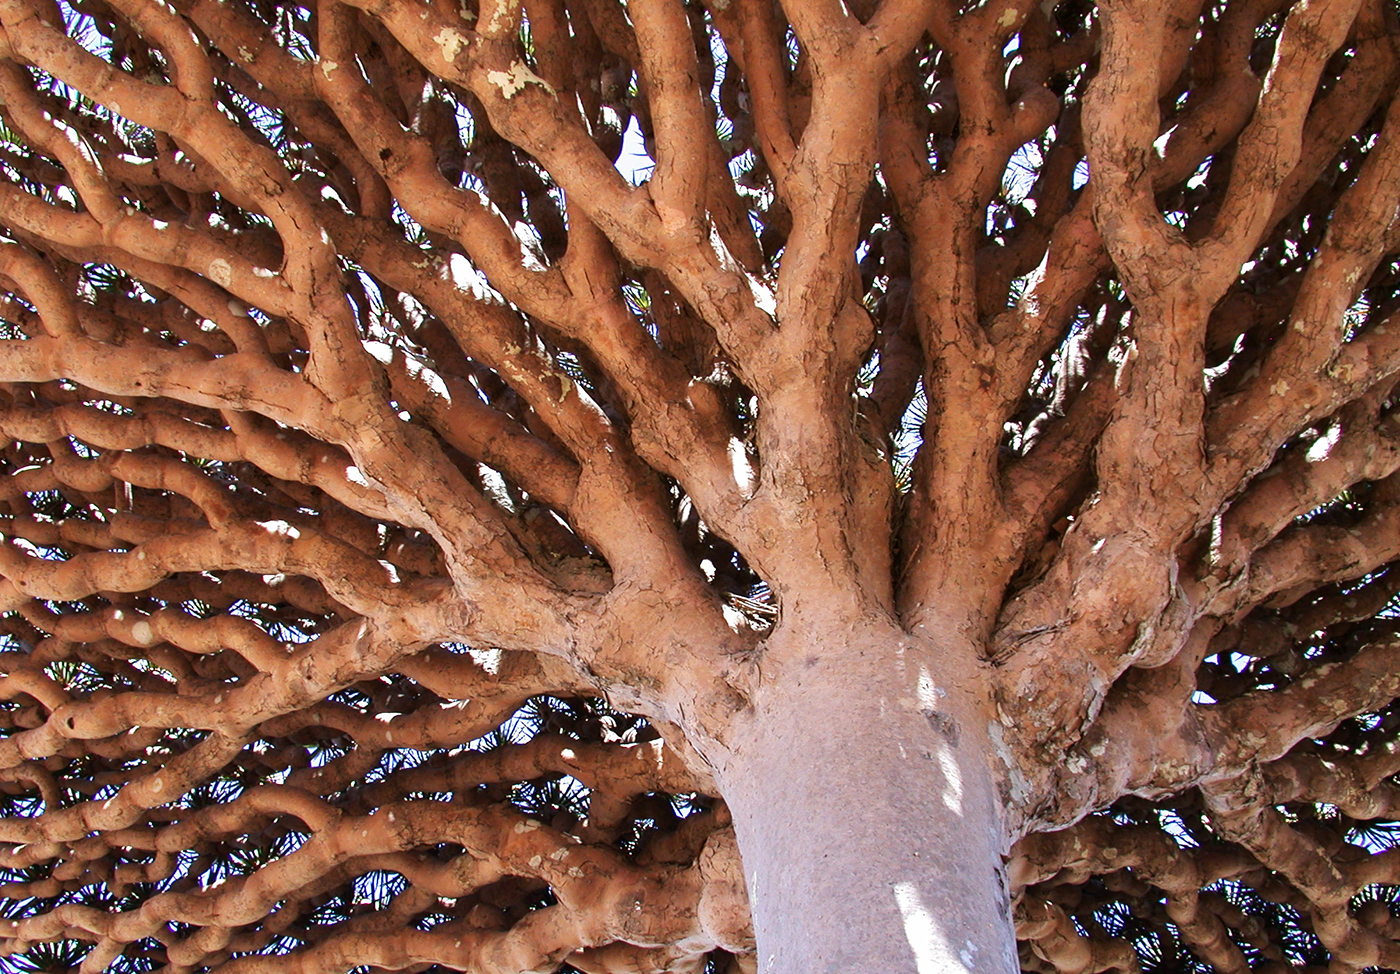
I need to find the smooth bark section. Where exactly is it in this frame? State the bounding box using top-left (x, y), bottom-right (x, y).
top-left (714, 624), bottom-right (1016, 974)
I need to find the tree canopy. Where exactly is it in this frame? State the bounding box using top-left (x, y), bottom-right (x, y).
top-left (1, 0), bottom-right (1400, 970)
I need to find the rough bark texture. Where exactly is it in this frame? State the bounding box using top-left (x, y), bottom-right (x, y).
top-left (1, 0), bottom-right (1399, 970)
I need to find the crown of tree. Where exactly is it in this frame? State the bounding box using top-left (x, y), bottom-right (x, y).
top-left (1, 0), bottom-right (1400, 971)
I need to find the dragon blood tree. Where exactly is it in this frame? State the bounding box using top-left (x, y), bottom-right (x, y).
top-left (1, 0), bottom-right (1400, 969)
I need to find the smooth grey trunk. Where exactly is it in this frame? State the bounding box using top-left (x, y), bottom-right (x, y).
top-left (712, 620), bottom-right (1019, 974)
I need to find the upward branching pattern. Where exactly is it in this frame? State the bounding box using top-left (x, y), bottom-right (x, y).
top-left (0, 0), bottom-right (1398, 969)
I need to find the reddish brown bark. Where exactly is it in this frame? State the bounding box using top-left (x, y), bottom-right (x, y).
top-left (1, 0), bottom-right (1400, 970)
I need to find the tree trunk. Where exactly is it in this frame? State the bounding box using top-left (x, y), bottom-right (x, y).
top-left (709, 617), bottom-right (1019, 974)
